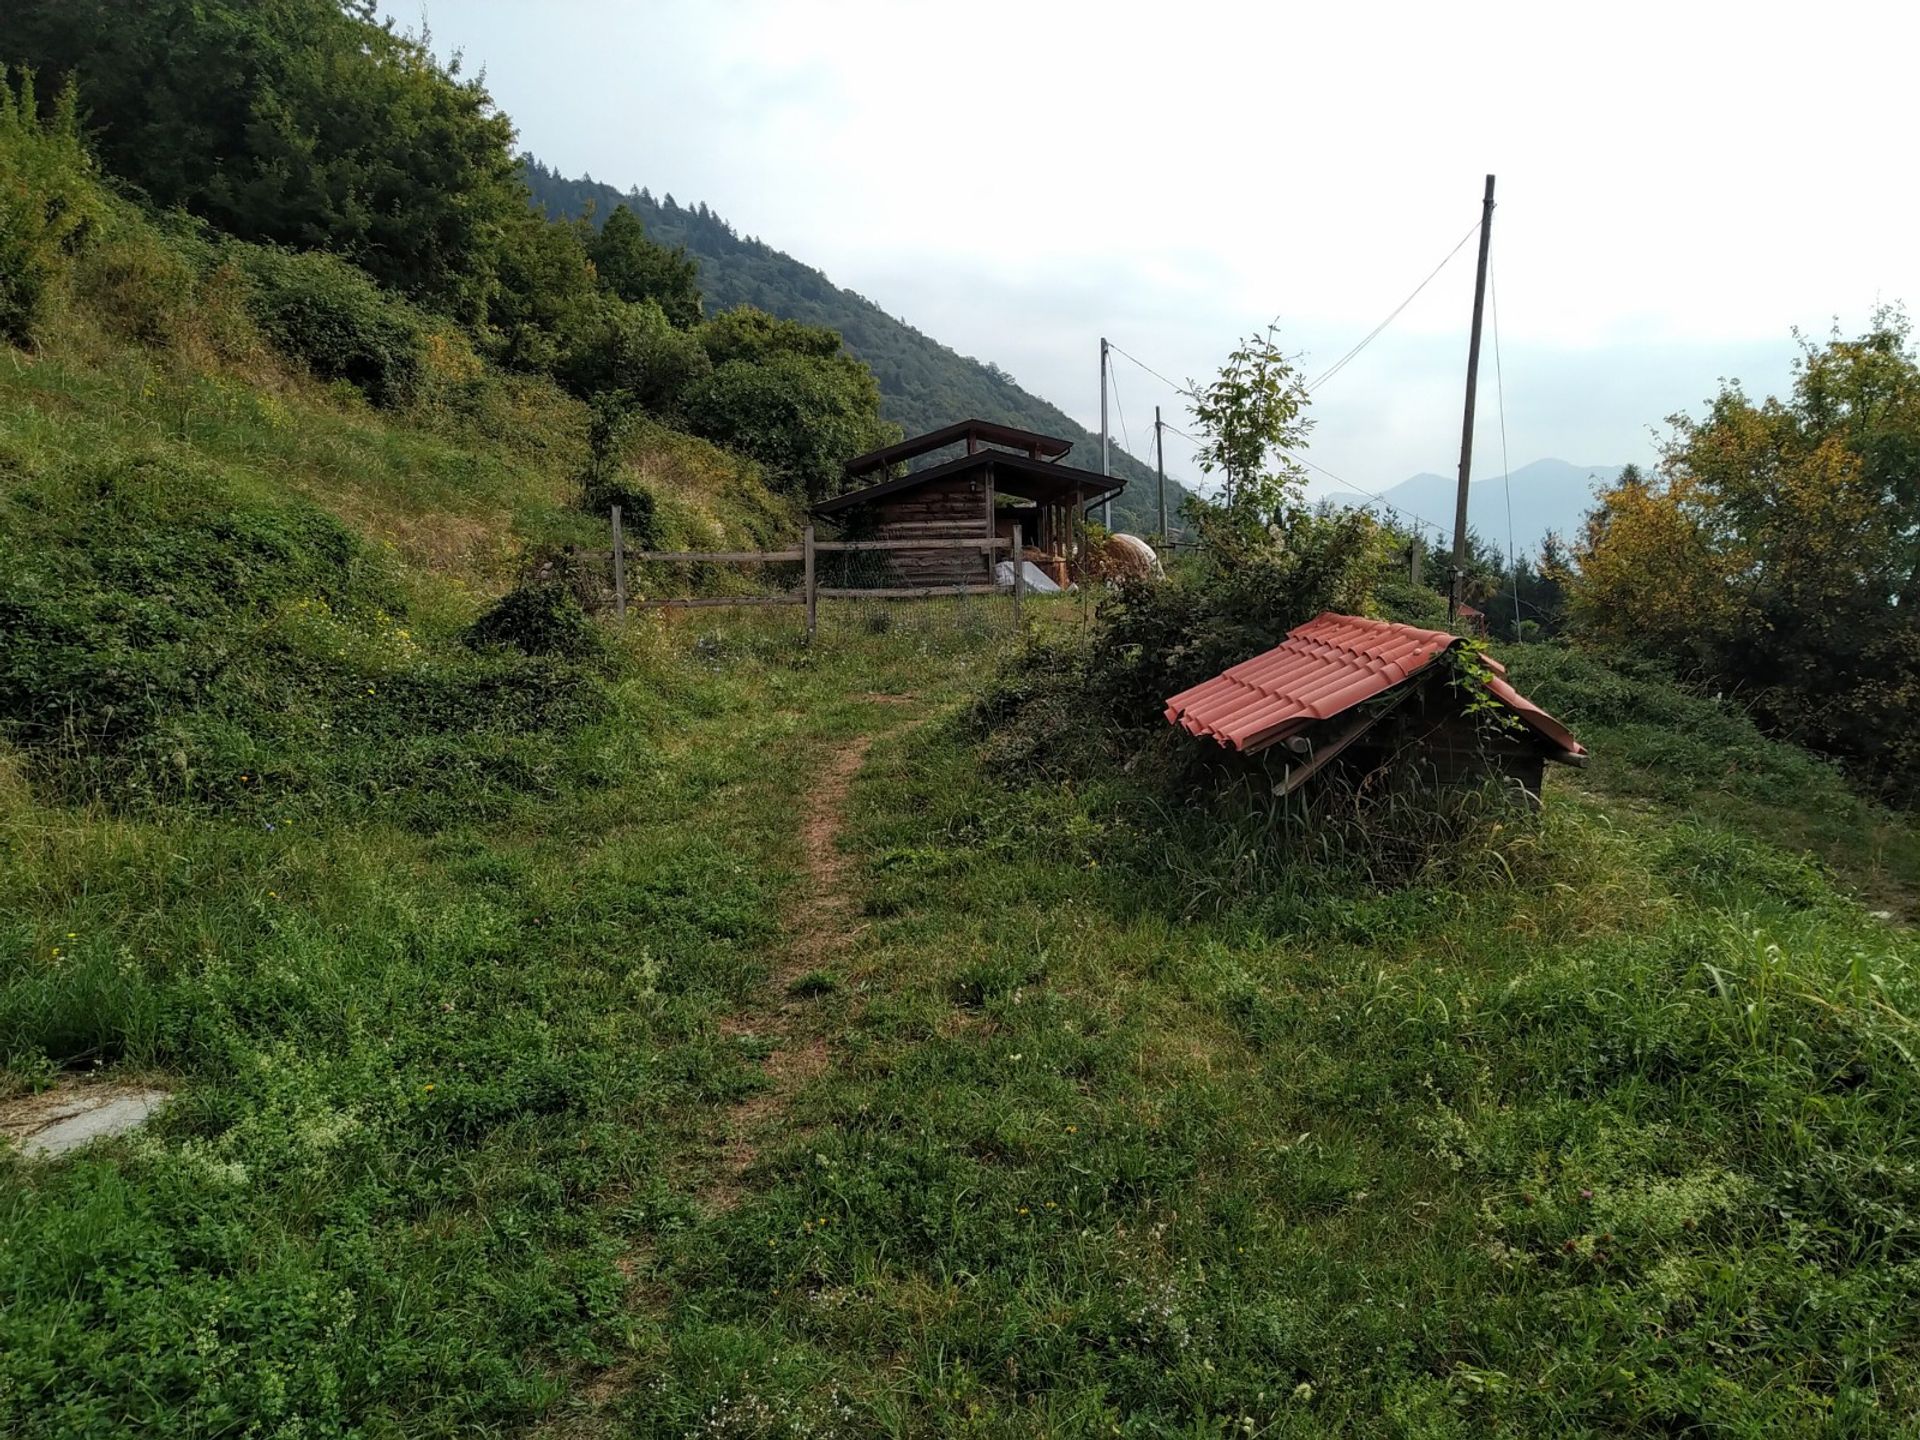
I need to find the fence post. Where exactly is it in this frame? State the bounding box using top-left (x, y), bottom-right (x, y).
top-left (803, 523), bottom-right (816, 640)
top-left (611, 505), bottom-right (627, 623)
top-left (1010, 524), bottom-right (1024, 631)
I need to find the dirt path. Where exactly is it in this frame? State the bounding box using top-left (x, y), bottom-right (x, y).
top-left (703, 730), bottom-right (879, 1209)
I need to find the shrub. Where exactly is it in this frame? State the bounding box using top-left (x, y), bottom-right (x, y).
top-left (464, 583), bottom-right (603, 659)
top-left (70, 225), bottom-right (200, 347)
top-left (576, 392), bottom-right (662, 546)
top-left (681, 353), bottom-right (891, 500)
top-left (555, 294), bottom-right (709, 410)
top-left (234, 244), bottom-right (426, 406)
top-left (0, 69), bottom-right (100, 345)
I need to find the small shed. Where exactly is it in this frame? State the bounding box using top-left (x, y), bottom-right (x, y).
top-left (814, 420), bottom-right (1125, 588)
top-left (1164, 613), bottom-right (1586, 799)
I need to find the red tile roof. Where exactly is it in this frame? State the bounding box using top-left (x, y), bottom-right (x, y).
top-left (1163, 612), bottom-right (1585, 757)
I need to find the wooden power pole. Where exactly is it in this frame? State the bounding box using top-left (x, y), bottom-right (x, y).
top-left (1099, 337), bottom-right (1112, 529)
top-left (1449, 174), bottom-right (1496, 619)
top-left (1154, 406), bottom-right (1167, 543)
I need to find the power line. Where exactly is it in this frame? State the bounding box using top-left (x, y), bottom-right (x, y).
top-left (1306, 217), bottom-right (1483, 393)
top-left (1108, 360), bottom-right (1134, 460)
top-left (1295, 457), bottom-right (1451, 538)
top-left (1107, 340), bottom-right (1185, 395)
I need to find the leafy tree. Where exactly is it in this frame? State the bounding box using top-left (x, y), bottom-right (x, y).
top-left (1186, 326), bottom-right (1310, 507)
top-left (486, 208), bottom-right (598, 373)
top-left (1181, 326), bottom-right (1314, 561)
top-left (8, 0), bottom-right (524, 324)
top-left (583, 205), bottom-right (700, 329)
top-left (681, 351), bottom-right (894, 502)
top-left (1572, 312), bottom-right (1920, 798)
top-left (555, 296), bottom-right (708, 412)
top-left (0, 68), bottom-right (98, 344)
top-left (698, 306), bottom-right (845, 365)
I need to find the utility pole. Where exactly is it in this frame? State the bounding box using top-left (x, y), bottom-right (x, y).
top-left (1154, 405), bottom-right (1167, 544)
top-left (1449, 173), bottom-right (1496, 620)
top-left (1099, 337), bottom-right (1111, 529)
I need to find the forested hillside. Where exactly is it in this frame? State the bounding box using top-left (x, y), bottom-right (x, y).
top-left (523, 157), bottom-right (1190, 535)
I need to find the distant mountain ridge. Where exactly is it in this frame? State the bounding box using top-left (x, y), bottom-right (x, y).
top-left (520, 157), bottom-right (1190, 535)
top-left (1322, 458), bottom-right (1623, 553)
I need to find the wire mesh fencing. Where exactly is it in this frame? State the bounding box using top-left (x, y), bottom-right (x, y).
top-left (608, 523), bottom-right (1071, 657)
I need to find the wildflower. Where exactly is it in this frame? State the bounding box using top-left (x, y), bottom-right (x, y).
top-left (1065, 1125), bottom-right (1078, 1134)
top-left (1292, 1382), bottom-right (1314, 1403)
top-left (66, 932), bottom-right (77, 939)
top-left (1579, 1188), bottom-right (1593, 1202)
top-left (1018, 1206), bottom-right (1029, 1215)
top-left (51, 947), bottom-right (61, 958)
top-left (423, 1083), bottom-right (435, 1091)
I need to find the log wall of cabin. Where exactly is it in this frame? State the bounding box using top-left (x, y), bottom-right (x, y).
top-left (870, 474), bottom-right (995, 586)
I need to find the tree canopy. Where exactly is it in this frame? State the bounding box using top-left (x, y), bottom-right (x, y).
top-left (1571, 311), bottom-right (1920, 799)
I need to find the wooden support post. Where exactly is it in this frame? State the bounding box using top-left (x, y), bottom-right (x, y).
top-left (803, 523), bottom-right (816, 639)
top-left (611, 505), bottom-right (627, 623)
top-left (1011, 523), bottom-right (1025, 630)
top-left (983, 474), bottom-right (996, 578)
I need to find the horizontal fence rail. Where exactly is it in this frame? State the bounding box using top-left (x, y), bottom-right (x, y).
top-left (608, 518), bottom-right (1031, 637)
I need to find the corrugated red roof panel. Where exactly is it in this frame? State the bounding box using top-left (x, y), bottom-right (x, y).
top-left (1163, 611), bottom-right (1585, 758)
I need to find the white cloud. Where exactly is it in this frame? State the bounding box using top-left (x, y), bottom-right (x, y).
top-left (401, 0), bottom-right (1918, 494)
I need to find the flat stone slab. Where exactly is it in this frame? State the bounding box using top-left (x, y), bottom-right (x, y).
top-left (0, 1080), bottom-right (171, 1159)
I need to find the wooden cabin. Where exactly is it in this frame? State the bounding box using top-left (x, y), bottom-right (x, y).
top-left (813, 420), bottom-right (1125, 589)
top-left (1165, 613), bottom-right (1586, 801)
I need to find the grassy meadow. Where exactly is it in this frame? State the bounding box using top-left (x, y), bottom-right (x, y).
top-left (3, 262), bottom-right (1919, 1439)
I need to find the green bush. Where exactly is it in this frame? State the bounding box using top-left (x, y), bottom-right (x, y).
top-left (681, 352), bottom-right (891, 500)
top-left (464, 583), bottom-right (603, 659)
top-left (975, 507), bottom-right (1383, 776)
top-left (0, 69), bottom-right (100, 345)
top-left (70, 223), bottom-right (202, 348)
top-left (0, 456), bottom-right (604, 814)
top-left (235, 244), bottom-right (426, 406)
top-left (575, 392), bottom-right (662, 544)
top-left (555, 294), bottom-right (708, 410)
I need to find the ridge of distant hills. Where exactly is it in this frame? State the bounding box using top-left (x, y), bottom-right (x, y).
top-left (1322, 458), bottom-right (1624, 554)
top-left (520, 157), bottom-right (1190, 535)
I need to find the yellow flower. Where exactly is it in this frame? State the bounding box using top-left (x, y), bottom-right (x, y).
top-left (423, 1083), bottom-right (435, 1091)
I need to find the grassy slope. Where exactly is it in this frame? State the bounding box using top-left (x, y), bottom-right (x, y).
top-left (4, 317), bottom-right (1919, 1435)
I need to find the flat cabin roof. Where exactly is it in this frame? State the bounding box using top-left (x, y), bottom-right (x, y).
top-left (813, 448), bottom-right (1125, 516)
top-left (843, 419), bottom-right (1073, 478)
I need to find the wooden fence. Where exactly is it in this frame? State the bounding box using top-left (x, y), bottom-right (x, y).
top-left (610, 517), bottom-right (1027, 638)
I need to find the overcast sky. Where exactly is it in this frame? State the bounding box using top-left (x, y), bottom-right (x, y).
top-left (397, 0), bottom-right (1916, 502)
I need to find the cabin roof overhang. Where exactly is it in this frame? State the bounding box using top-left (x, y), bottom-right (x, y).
top-left (814, 448), bottom-right (1125, 517)
top-left (844, 419), bottom-right (1073, 479)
